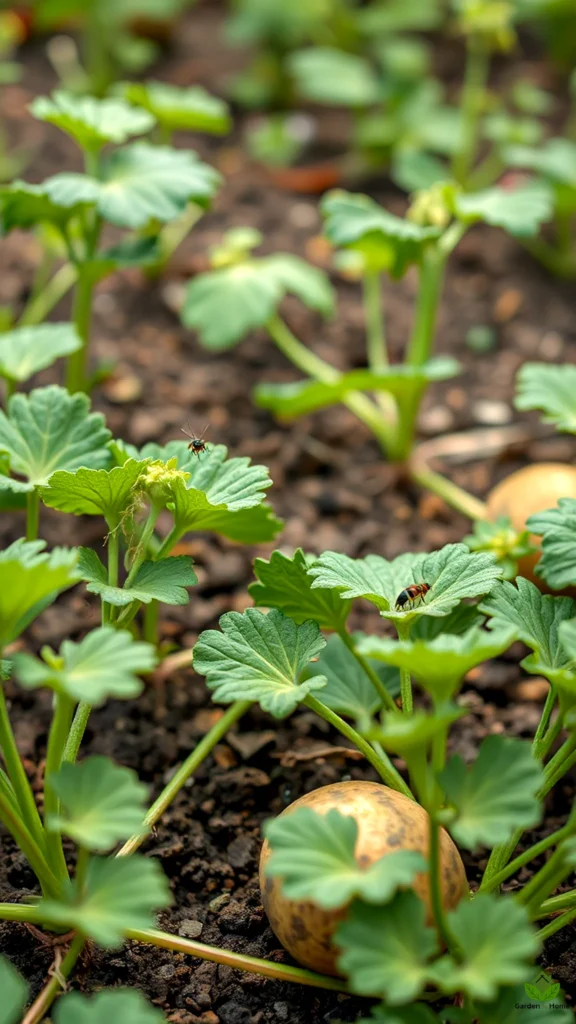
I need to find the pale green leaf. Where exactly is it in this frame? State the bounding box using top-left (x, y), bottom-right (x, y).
top-left (432, 895), bottom-right (540, 1000)
top-left (39, 854), bottom-right (171, 948)
top-left (13, 626), bottom-right (156, 705)
top-left (504, 138), bottom-right (576, 187)
top-left (0, 539), bottom-right (79, 646)
top-left (78, 548), bottom-right (197, 607)
top-left (193, 608), bottom-right (326, 718)
top-left (0, 324), bottom-right (81, 384)
top-left (249, 549), bottom-right (352, 630)
top-left (47, 757), bottom-right (148, 851)
top-left (182, 252), bottom-right (333, 350)
top-left (41, 460), bottom-right (150, 525)
top-left (370, 705), bottom-right (465, 757)
top-left (116, 80), bottom-right (231, 135)
top-left (55, 988), bottom-right (166, 1024)
top-left (289, 48), bottom-right (381, 107)
top-left (306, 633), bottom-right (399, 725)
top-left (29, 91), bottom-right (155, 150)
top-left (0, 179), bottom-right (91, 230)
top-left (0, 956), bottom-right (27, 1024)
top-left (527, 499), bottom-right (576, 589)
top-left (453, 183), bottom-right (553, 238)
top-left (265, 806), bottom-right (426, 908)
top-left (358, 626), bottom-right (516, 702)
top-left (308, 544), bottom-right (501, 624)
top-left (0, 386), bottom-right (111, 492)
top-left (515, 362), bottom-right (576, 433)
top-left (440, 736), bottom-right (543, 849)
top-left (254, 359), bottom-right (460, 418)
top-left (464, 516), bottom-right (536, 580)
top-left (336, 892), bottom-right (438, 1001)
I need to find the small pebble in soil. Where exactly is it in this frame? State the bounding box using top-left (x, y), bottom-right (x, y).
top-left (179, 918), bottom-right (204, 939)
top-left (419, 405), bottom-right (454, 434)
top-left (539, 330), bottom-right (564, 358)
top-left (471, 400), bottom-right (512, 425)
top-left (217, 1002), bottom-right (252, 1024)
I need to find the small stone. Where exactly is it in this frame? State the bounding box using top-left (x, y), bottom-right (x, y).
top-left (493, 288), bottom-right (523, 322)
top-left (514, 678), bottom-right (550, 702)
top-left (179, 919), bottom-right (204, 939)
top-left (418, 405), bottom-right (454, 435)
top-left (539, 331), bottom-right (564, 359)
top-left (471, 400), bottom-right (512, 425)
top-left (289, 202), bottom-right (318, 229)
top-left (273, 1004), bottom-right (289, 1021)
top-left (207, 893), bottom-right (230, 913)
top-left (103, 372), bottom-right (142, 403)
top-left (217, 1002), bottom-right (252, 1024)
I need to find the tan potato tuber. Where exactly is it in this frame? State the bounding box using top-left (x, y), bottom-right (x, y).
top-left (486, 463), bottom-right (576, 590)
top-left (259, 780), bottom-right (468, 976)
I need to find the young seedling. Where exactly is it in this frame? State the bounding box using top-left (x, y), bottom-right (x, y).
top-left (181, 181), bottom-right (552, 522)
top-left (0, 90), bottom-right (221, 392)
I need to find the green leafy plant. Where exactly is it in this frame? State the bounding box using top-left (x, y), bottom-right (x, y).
top-left (0, 90), bottom-right (221, 392)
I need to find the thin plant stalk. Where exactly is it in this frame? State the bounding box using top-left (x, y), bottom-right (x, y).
top-left (409, 455), bottom-right (489, 521)
top-left (26, 490), bottom-right (40, 542)
top-left (66, 265), bottom-right (95, 393)
top-left (118, 700), bottom-right (251, 857)
top-left (452, 38), bottom-right (489, 185)
top-left (479, 819), bottom-right (576, 895)
top-left (518, 842), bottom-right (576, 916)
top-left (535, 890), bottom-right (576, 919)
top-left (143, 599), bottom-right (159, 647)
top-left (429, 815), bottom-right (457, 951)
top-left (20, 935), bottom-right (85, 1024)
top-left (0, 794), bottom-right (60, 899)
top-left (363, 270), bottom-right (388, 370)
top-left (62, 702), bottom-right (92, 764)
top-left (126, 927), bottom-right (348, 992)
top-left (43, 693), bottom-right (74, 879)
top-left (0, 683), bottom-right (45, 847)
top-left (532, 687), bottom-right (559, 760)
top-left (0, 902), bottom-right (45, 923)
top-left (536, 906), bottom-right (576, 943)
top-left (18, 263), bottom-right (78, 328)
top-left (395, 618), bottom-right (413, 713)
top-left (337, 628), bottom-right (397, 712)
top-left (304, 694), bottom-right (413, 798)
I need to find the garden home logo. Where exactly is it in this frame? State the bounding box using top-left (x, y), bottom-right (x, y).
top-left (518, 972), bottom-right (568, 1009)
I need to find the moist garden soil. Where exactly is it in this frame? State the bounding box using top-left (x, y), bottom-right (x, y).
top-left (1, 4), bottom-right (576, 1021)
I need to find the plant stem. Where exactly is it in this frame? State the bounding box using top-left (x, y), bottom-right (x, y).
top-left (518, 841), bottom-right (576, 915)
top-left (0, 793), bottom-right (60, 899)
top-left (143, 600), bottom-right (159, 647)
top-left (125, 503), bottom-right (162, 588)
top-left (118, 700), bottom-right (251, 857)
top-left (536, 906), bottom-right (576, 943)
top-left (395, 618), bottom-right (413, 713)
top-left (62, 702), bottom-right (92, 764)
top-left (452, 38), bottom-right (489, 185)
top-left (20, 935), bottom-right (85, 1024)
top-left (26, 490), bottom-right (40, 541)
top-left (535, 890), bottom-right (576, 919)
top-left (66, 265), bottom-right (94, 393)
top-left (0, 684), bottom-right (46, 848)
top-left (405, 248), bottom-right (446, 369)
top-left (479, 821), bottom-right (576, 895)
top-left (533, 689), bottom-right (560, 760)
top-left (363, 271), bottom-right (387, 370)
top-left (43, 693), bottom-right (74, 880)
top-left (266, 315), bottom-right (397, 456)
top-left (409, 456), bottom-right (488, 521)
top-left (0, 902), bottom-right (45, 923)
top-left (18, 263), bottom-right (78, 328)
top-left (153, 203), bottom-right (204, 274)
top-left (337, 628), bottom-right (396, 711)
top-left (155, 525), bottom-right (181, 560)
top-left (429, 815), bottom-right (456, 950)
top-left (304, 694), bottom-right (413, 798)
top-left (127, 927), bottom-right (348, 991)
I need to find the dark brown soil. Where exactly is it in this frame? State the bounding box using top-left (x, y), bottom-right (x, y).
top-left (1, 4), bottom-right (576, 1021)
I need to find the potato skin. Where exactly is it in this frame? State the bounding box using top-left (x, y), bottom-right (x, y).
top-left (486, 463), bottom-right (576, 591)
top-left (260, 780), bottom-right (468, 976)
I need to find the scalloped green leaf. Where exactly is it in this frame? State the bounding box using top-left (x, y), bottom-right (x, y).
top-left (463, 516), bottom-right (536, 580)
top-left (0, 323), bottom-right (81, 384)
top-left (527, 499), bottom-right (576, 589)
top-left (78, 548), bottom-right (197, 607)
top-left (47, 757), bottom-right (148, 851)
top-left (504, 138), bottom-right (576, 187)
top-left (515, 362), bottom-right (576, 433)
top-left (358, 625), bottom-right (516, 702)
top-left (0, 539), bottom-right (79, 646)
top-left (321, 189), bottom-right (441, 277)
top-left (453, 182), bottom-right (553, 238)
top-left (193, 608), bottom-right (326, 718)
top-left (0, 955), bottom-right (27, 1024)
top-left (336, 892), bottom-right (438, 1001)
top-left (39, 854), bottom-right (171, 948)
top-left (308, 544), bottom-right (501, 624)
top-left (0, 386), bottom-right (111, 492)
top-left (13, 626), bottom-right (156, 705)
top-left (265, 807), bottom-right (426, 908)
top-left (29, 91), bottom-right (155, 150)
top-left (116, 80), bottom-right (231, 135)
top-left (432, 895), bottom-right (539, 1000)
top-left (255, 359), bottom-right (460, 418)
top-left (0, 179), bottom-right (92, 231)
top-left (249, 549), bottom-right (351, 630)
top-left (54, 989), bottom-right (166, 1024)
top-left (41, 459), bottom-right (150, 525)
top-left (289, 48), bottom-right (381, 107)
top-left (440, 736), bottom-right (543, 849)
top-left (369, 705), bottom-right (465, 757)
top-left (307, 633), bottom-right (400, 725)
top-left (182, 252), bottom-right (334, 350)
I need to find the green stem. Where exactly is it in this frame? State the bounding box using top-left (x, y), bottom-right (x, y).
top-left (452, 39), bottom-right (490, 185)
top-left (479, 820), bottom-right (576, 895)
top-left (0, 684), bottom-right (46, 848)
top-left (0, 793), bottom-right (60, 899)
top-left (0, 902), bottom-right (45, 923)
top-left (536, 906), bottom-right (576, 943)
top-left (152, 203), bottom-right (203, 274)
top-left (118, 700), bottom-right (251, 857)
top-left (395, 618), bottom-right (413, 713)
top-left (337, 628), bottom-right (396, 712)
top-left (43, 693), bottom-right (74, 879)
top-left (155, 525), bottom-right (182, 560)
top-left (18, 263), bottom-right (78, 328)
top-left (127, 927), bottom-right (348, 992)
top-left (518, 841), bottom-right (576, 915)
top-left (66, 265), bottom-right (95, 394)
top-left (363, 271), bottom-right (387, 370)
top-left (533, 690), bottom-right (560, 760)
top-left (4, 376), bottom-right (16, 401)
top-left (429, 815), bottom-right (456, 950)
top-left (62, 702), bottom-right (92, 764)
top-left (409, 456), bottom-right (488, 521)
top-left (26, 489), bottom-right (40, 541)
top-left (125, 503), bottom-right (162, 588)
top-left (20, 935), bottom-right (85, 1024)
top-left (304, 695), bottom-right (413, 798)
top-left (405, 248), bottom-right (446, 369)
top-left (535, 890), bottom-right (576, 919)
top-left (143, 600), bottom-right (159, 647)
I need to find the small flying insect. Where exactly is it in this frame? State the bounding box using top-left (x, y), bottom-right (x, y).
top-left (394, 582), bottom-right (431, 611)
top-left (181, 422), bottom-right (210, 457)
